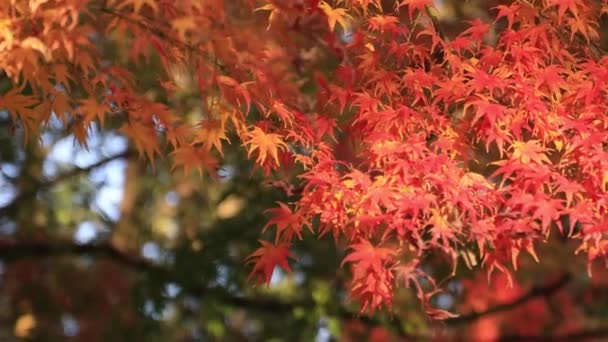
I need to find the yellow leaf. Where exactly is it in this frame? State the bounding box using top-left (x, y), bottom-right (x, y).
top-left (319, 1), bottom-right (352, 32)
top-left (244, 127), bottom-right (288, 165)
top-left (511, 140), bottom-right (551, 165)
top-left (20, 37), bottom-right (51, 61)
top-left (194, 119), bottom-right (229, 156)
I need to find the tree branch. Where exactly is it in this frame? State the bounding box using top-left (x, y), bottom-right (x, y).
top-left (0, 150), bottom-right (133, 217)
top-left (446, 273), bottom-right (572, 325)
top-left (0, 238), bottom-right (160, 272)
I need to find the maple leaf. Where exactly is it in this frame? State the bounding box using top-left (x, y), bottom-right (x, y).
top-left (171, 146), bottom-right (219, 177)
top-left (318, 1), bottom-right (352, 32)
top-left (51, 91), bottom-right (70, 124)
top-left (246, 241), bottom-right (294, 285)
top-left (0, 89), bottom-right (40, 142)
top-left (398, 0), bottom-right (434, 19)
top-left (567, 15), bottom-right (599, 43)
top-left (77, 98), bottom-right (109, 127)
top-left (416, 26), bottom-right (443, 54)
top-left (535, 65), bottom-right (566, 96)
top-left (532, 197), bottom-right (563, 233)
top-left (494, 3), bottom-right (521, 30)
top-left (270, 101), bottom-right (294, 127)
top-left (547, 0), bottom-right (580, 23)
top-left (50, 64), bottom-right (71, 90)
top-left (216, 75), bottom-right (252, 114)
top-left (554, 175), bottom-right (584, 207)
top-left (461, 19), bottom-right (491, 42)
top-left (511, 140), bottom-right (551, 165)
top-left (342, 240), bottom-right (397, 313)
top-left (342, 240), bottom-right (396, 273)
top-left (427, 209), bottom-right (459, 251)
top-left (119, 121), bottom-right (160, 167)
top-left (244, 127), bottom-right (288, 165)
top-left (264, 202), bottom-right (307, 243)
top-left (194, 119), bottom-right (229, 157)
top-left (465, 98), bottom-right (508, 126)
top-left (311, 113), bottom-right (337, 142)
top-left (467, 69), bottom-right (507, 94)
top-left (367, 15), bottom-right (400, 34)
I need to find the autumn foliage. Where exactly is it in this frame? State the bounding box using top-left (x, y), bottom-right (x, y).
top-left (2, 0), bottom-right (608, 320)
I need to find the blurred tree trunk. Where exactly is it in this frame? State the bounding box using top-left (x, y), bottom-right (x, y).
top-left (111, 146), bottom-right (144, 253)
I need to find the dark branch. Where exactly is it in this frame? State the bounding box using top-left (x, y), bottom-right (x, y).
top-left (0, 150), bottom-right (133, 217)
top-left (0, 238), bottom-right (160, 272)
top-left (447, 273), bottom-right (572, 325)
top-left (38, 150), bottom-right (133, 187)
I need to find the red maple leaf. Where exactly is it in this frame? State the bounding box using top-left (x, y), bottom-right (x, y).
top-left (263, 202), bottom-right (308, 243)
top-left (246, 241), bottom-right (294, 285)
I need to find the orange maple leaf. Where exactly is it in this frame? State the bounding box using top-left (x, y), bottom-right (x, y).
top-left (171, 146), bottom-right (218, 177)
top-left (244, 127), bottom-right (288, 165)
top-left (119, 121), bottom-right (160, 167)
top-left (194, 119), bottom-right (229, 157)
top-left (78, 98), bottom-right (109, 127)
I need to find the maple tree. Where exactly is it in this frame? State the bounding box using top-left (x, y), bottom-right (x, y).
top-left (1, 0), bottom-right (608, 339)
